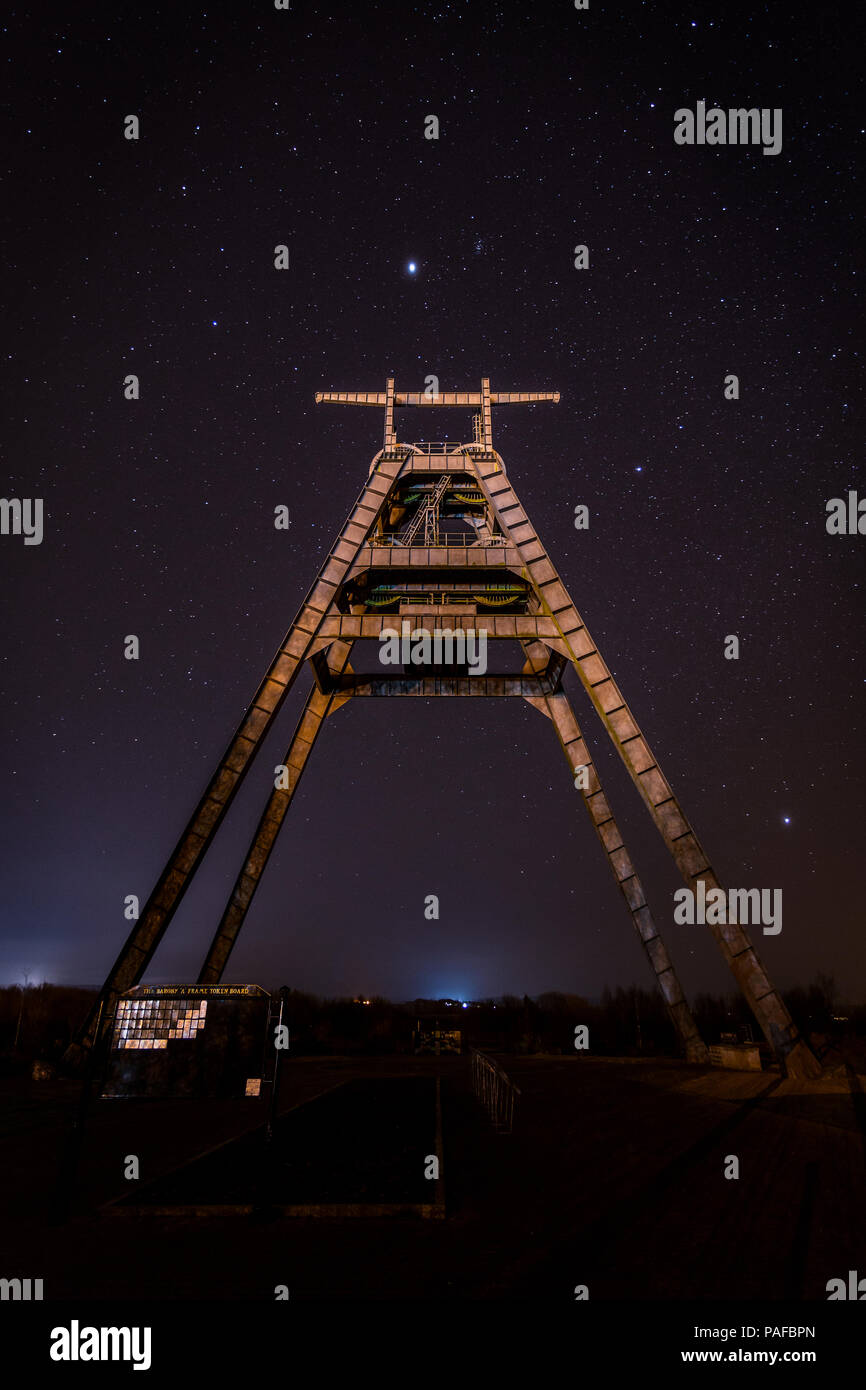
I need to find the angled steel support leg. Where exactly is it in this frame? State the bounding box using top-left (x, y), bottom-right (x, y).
top-left (521, 641), bottom-right (708, 1063)
top-left (65, 448), bottom-right (407, 1065)
top-left (474, 452), bottom-right (820, 1079)
top-left (197, 642), bottom-right (353, 983)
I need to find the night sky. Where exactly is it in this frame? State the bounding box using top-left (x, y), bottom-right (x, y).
top-left (2, 3), bottom-right (863, 1007)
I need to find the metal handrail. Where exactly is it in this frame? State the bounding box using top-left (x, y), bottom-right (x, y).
top-left (471, 1048), bottom-right (521, 1134)
top-left (369, 533), bottom-right (508, 548)
top-left (408, 441), bottom-right (495, 453)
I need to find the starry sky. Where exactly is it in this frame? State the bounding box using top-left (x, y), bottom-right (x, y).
top-left (2, 2), bottom-right (863, 1005)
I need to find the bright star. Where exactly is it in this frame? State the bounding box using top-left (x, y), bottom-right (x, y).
top-left (407, 262), bottom-right (417, 274)
top-left (783, 816), bottom-right (791, 825)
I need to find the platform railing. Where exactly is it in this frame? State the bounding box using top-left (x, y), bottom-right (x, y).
top-left (369, 533), bottom-right (507, 547)
top-left (410, 442), bottom-right (481, 454)
top-left (471, 1048), bottom-right (521, 1134)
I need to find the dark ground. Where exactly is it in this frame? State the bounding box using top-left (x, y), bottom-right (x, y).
top-left (2, 1053), bottom-right (865, 1301)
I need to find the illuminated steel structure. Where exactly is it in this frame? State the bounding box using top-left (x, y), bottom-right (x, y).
top-left (67, 380), bottom-right (820, 1079)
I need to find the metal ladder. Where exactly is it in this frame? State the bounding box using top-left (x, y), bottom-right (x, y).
top-left (398, 474), bottom-right (449, 545)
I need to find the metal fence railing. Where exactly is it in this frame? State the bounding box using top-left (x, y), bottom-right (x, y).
top-left (471, 1048), bottom-right (521, 1134)
top-left (369, 533), bottom-right (507, 548)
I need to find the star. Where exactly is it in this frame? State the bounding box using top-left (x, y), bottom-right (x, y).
top-left (407, 262), bottom-right (417, 274)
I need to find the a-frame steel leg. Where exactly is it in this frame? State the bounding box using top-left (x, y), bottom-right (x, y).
top-left (521, 641), bottom-right (708, 1062)
top-left (474, 458), bottom-right (819, 1078)
top-left (197, 642), bottom-right (352, 984)
top-left (65, 456), bottom-right (408, 1064)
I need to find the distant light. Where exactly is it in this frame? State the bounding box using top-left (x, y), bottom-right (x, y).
top-left (462, 1002), bottom-right (468, 1009)
top-left (212, 320), bottom-right (218, 326)
top-left (783, 816), bottom-right (791, 825)
top-left (407, 262), bottom-right (417, 274)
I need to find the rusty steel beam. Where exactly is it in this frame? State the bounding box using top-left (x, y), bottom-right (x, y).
top-left (315, 388), bottom-right (560, 408)
top-left (334, 672), bottom-right (561, 699)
